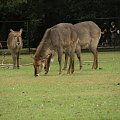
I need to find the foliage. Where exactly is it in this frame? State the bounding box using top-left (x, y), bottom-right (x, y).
top-left (0, 0), bottom-right (119, 21)
top-left (0, 0), bottom-right (27, 20)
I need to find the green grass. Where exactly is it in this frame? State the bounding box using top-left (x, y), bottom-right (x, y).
top-left (0, 52), bottom-right (120, 120)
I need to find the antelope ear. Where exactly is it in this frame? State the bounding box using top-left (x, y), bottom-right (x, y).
top-left (20, 28), bottom-right (23, 34)
top-left (10, 29), bottom-right (14, 32)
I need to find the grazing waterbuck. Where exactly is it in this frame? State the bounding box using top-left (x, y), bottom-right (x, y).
top-left (63, 21), bottom-right (101, 70)
top-left (7, 29), bottom-right (23, 69)
top-left (33, 23), bottom-right (78, 76)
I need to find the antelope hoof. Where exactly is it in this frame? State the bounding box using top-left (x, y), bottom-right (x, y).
top-left (80, 66), bottom-right (82, 70)
top-left (62, 67), bottom-right (67, 70)
top-left (71, 70), bottom-right (74, 74)
top-left (44, 71), bottom-right (48, 75)
top-left (34, 74), bottom-right (39, 77)
top-left (92, 66), bottom-right (97, 70)
top-left (59, 73), bottom-right (61, 75)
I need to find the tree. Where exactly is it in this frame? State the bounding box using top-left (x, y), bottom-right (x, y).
top-left (0, 0), bottom-right (27, 20)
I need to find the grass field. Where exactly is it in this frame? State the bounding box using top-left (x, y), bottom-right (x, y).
top-left (0, 51), bottom-right (120, 120)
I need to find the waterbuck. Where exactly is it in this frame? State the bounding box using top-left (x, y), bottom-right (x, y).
top-left (7, 29), bottom-right (23, 69)
top-left (33, 23), bottom-right (78, 76)
top-left (63, 21), bottom-right (101, 70)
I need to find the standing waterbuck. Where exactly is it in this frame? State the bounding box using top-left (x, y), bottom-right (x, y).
top-left (33, 23), bottom-right (78, 76)
top-left (63, 21), bottom-right (101, 70)
top-left (7, 29), bottom-right (23, 69)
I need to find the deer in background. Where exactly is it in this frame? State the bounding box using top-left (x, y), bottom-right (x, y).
top-left (7, 29), bottom-right (23, 69)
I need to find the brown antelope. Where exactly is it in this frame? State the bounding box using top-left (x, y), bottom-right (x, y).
top-left (7, 29), bottom-right (23, 69)
top-left (63, 21), bottom-right (101, 70)
top-left (33, 23), bottom-right (78, 76)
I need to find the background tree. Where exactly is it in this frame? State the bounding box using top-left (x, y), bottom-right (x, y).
top-left (0, 0), bottom-right (120, 22)
top-left (0, 0), bottom-right (120, 48)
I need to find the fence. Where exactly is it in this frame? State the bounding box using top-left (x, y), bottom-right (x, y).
top-left (0, 20), bottom-right (47, 52)
top-left (0, 17), bottom-right (120, 52)
top-left (0, 20), bottom-right (29, 49)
